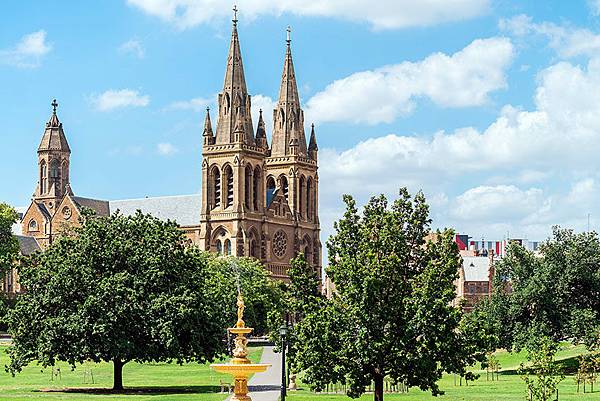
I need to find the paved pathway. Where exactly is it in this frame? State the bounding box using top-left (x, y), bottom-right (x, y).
top-left (247, 346), bottom-right (282, 401)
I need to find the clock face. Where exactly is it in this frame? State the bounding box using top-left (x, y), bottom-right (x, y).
top-left (62, 206), bottom-right (72, 220)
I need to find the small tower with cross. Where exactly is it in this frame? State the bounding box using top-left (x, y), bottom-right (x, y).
top-left (34, 99), bottom-right (72, 210)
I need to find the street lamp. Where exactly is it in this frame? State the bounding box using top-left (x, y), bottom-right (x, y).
top-left (279, 323), bottom-right (289, 401)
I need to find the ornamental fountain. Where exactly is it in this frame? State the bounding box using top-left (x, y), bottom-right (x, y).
top-left (211, 293), bottom-right (271, 401)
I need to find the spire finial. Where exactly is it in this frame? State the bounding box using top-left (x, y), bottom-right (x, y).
top-left (286, 26), bottom-right (291, 45)
top-left (51, 99), bottom-right (58, 115)
top-left (233, 5), bottom-right (238, 26)
top-left (206, 106), bottom-right (210, 113)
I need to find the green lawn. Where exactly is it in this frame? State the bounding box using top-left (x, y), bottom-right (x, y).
top-left (1, 343), bottom-right (598, 401)
top-left (0, 345), bottom-right (263, 401)
top-left (288, 343), bottom-right (599, 401)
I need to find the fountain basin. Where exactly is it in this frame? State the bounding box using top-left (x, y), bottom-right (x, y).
top-left (211, 363), bottom-right (271, 375)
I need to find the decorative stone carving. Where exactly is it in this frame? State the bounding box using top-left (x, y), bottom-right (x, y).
top-left (272, 230), bottom-right (287, 259)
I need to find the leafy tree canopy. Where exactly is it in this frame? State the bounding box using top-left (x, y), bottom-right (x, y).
top-left (205, 254), bottom-right (285, 336)
top-left (291, 189), bottom-right (487, 401)
top-left (488, 227), bottom-right (600, 351)
top-left (0, 202), bottom-right (19, 275)
top-left (6, 211), bottom-right (225, 390)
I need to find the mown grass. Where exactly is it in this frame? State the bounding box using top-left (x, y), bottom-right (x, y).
top-left (0, 344), bottom-right (262, 401)
top-left (288, 343), bottom-right (599, 401)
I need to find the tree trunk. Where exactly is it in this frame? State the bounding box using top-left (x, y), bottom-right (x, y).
top-left (373, 372), bottom-right (384, 401)
top-left (113, 359), bottom-right (124, 391)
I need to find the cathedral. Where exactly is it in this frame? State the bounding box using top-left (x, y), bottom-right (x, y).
top-left (19, 15), bottom-right (321, 281)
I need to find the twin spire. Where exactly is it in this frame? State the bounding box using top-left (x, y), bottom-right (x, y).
top-left (204, 8), bottom-right (317, 158)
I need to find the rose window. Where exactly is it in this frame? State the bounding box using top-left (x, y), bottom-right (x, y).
top-left (62, 206), bottom-right (72, 220)
top-left (272, 230), bottom-right (287, 258)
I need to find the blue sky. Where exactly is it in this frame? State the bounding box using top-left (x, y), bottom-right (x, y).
top-left (4, 0), bottom-right (600, 243)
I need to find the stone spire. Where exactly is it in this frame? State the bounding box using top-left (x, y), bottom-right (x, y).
top-left (308, 123), bottom-right (318, 160)
top-left (203, 107), bottom-right (214, 146)
top-left (215, 6), bottom-right (254, 145)
top-left (38, 99), bottom-right (71, 153)
top-left (35, 99), bottom-right (71, 202)
top-left (271, 26), bottom-right (307, 157)
top-left (255, 109), bottom-right (268, 149)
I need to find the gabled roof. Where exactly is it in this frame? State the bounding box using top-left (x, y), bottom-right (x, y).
top-left (72, 196), bottom-right (110, 216)
top-left (462, 256), bottom-right (491, 282)
top-left (16, 235), bottom-right (41, 256)
top-left (109, 194), bottom-right (201, 227)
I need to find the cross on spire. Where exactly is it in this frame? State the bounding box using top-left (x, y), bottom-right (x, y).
top-left (51, 99), bottom-right (58, 114)
top-left (286, 26), bottom-right (291, 45)
top-left (232, 5), bottom-right (238, 25)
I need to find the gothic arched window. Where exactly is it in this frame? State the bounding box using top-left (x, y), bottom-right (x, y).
top-left (28, 219), bottom-right (38, 232)
top-left (279, 109), bottom-right (285, 129)
top-left (224, 93), bottom-right (231, 115)
top-left (245, 165), bottom-right (252, 211)
top-left (224, 165), bottom-right (234, 208)
top-left (50, 159), bottom-right (60, 179)
top-left (40, 160), bottom-right (47, 194)
top-left (211, 166), bottom-right (221, 208)
top-left (61, 161), bottom-right (68, 193)
top-left (253, 166), bottom-right (261, 211)
top-left (216, 239), bottom-right (223, 255)
top-left (280, 176), bottom-right (289, 203)
top-left (224, 239), bottom-right (232, 256)
top-left (307, 177), bottom-right (314, 221)
top-left (299, 175), bottom-right (305, 218)
top-left (266, 176), bottom-right (276, 206)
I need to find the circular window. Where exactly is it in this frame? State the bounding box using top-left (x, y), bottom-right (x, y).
top-left (272, 230), bottom-right (287, 259)
top-left (62, 206), bottom-right (72, 220)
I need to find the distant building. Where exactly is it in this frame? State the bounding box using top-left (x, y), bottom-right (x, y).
top-left (455, 233), bottom-right (540, 258)
top-left (453, 251), bottom-right (495, 312)
top-left (16, 14), bottom-right (321, 288)
top-left (1, 236), bottom-right (41, 296)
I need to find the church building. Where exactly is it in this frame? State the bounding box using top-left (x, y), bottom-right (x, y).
top-left (19, 14), bottom-right (322, 281)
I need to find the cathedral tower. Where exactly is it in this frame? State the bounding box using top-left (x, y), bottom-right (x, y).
top-left (199, 8), bottom-right (269, 259)
top-left (198, 14), bottom-right (321, 280)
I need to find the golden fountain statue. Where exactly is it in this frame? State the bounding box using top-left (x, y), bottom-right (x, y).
top-left (211, 293), bottom-right (271, 401)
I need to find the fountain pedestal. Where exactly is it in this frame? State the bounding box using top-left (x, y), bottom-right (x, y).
top-left (211, 295), bottom-right (271, 401)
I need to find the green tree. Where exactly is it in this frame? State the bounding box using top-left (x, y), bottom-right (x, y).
top-left (293, 189), bottom-right (486, 401)
top-left (518, 338), bottom-right (564, 401)
top-left (6, 211), bottom-right (224, 391)
top-left (0, 202), bottom-right (19, 275)
top-left (267, 254), bottom-right (324, 374)
top-left (488, 227), bottom-right (600, 351)
top-left (205, 254), bottom-right (285, 336)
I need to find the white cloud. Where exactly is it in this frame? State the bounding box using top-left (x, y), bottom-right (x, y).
top-left (451, 185), bottom-right (544, 221)
top-left (305, 37), bottom-right (514, 125)
top-left (167, 96), bottom-right (212, 112)
top-left (127, 0), bottom-right (490, 30)
top-left (589, 0), bottom-right (600, 15)
top-left (250, 94), bottom-right (276, 133)
top-left (91, 89), bottom-right (150, 112)
top-left (157, 142), bottom-right (178, 156)
top-left (500, 14), bottom-right (600, 58)
top-left (119, 39), bottom-right (145, 58)
top-left (317, 55), bottom-right (600, 241)
top-left (0, 30), bottom-right (52, 68)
